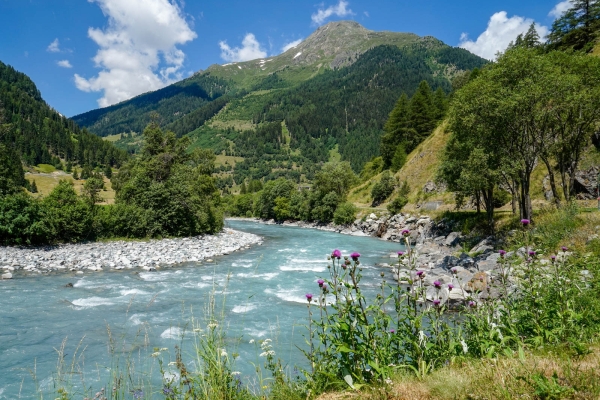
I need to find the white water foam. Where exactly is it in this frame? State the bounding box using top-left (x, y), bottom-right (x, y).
top-left (243, 327), bottom-right (268, 338)
top-left (279, 264), bottom-right (326, 273)
top-left (265, 288), bottom-right (309, 304)
top-left (160, 327), bottom-right (183, 339)
top-left (129, 314), bottom-right (143, 325)
top-left (236, 272), bottom-right (279, 280)
top-left (232, 304), bottom-right (257, 313)
top-left (120, 289), bottom-right (148, 296)
top-left (71, 296), bottom-right (118, 308)
top-left (139, 272), bottom-right (173, 282)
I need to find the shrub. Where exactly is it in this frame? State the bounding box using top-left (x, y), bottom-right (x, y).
top-left (371, 171), bottom-right (396, 206)
top-left (333, 202), bottom-right (357, 225)
top-left (387, 195), bottom-right (408, 215)
top-left (0, 193), bottom-right (51, 245)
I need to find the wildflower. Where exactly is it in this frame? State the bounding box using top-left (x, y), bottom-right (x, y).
top-left (168, 361), bottom-right (177, 366)
top-left (389, 329), bottom-right (395, 333)
top-left (521, 219), bottom-right (530, 225)
top-left (305, 293), bottom-right (313, 302)
top-left (249, 339), bottom-right (255, 344)
top-left (561, 246), bottom-right (568, 252)
top-left (468, 301), bottom-right (476, 308)
top-left (551, 255), bottom-right (556, 262)
top-left (160, 347), bottom-right (168, 352)
top-left (207, 322), bottom-right (218, 329)
top-left (317, 279), bottom-right (324, 287)
top-left (397, 251), bottom-right (405, 256)
top-left (433, 299), bottom-right (441, 307)
top-left (447, 284), bottom-right (454, 291)
top-left (163, 387), bottom-right (174, 396)
top-left (151, 352), bottom-right (160, 357)
top-left (385, 377), bottom-right (393, 385)
top-left (332, 249), bottom-right (342, 259)
top-left (231, 371), bottom-right (241, 376)
top-left (350, 252), bottom-right (361, 261)
top-left (528, 250), bottom-right (536, 257)
top-left (416, 270), bottom-right (425, 278)
top-left (451, 267), bottom-right (458, 274)
top-left (401, 229), bottom-right (410, 236)
top-left (460, 339), bottom-right (468, 354)
top-left (499, 250), bottom-right (506, 257)
top-left (433, 280), bottom-right (441, 289)
top-left (132, 389), bottom-right (144, 399)
top-left (259, 350), bottom-right (275, 357)
top-left (220, 349), bottom-right (227, 357)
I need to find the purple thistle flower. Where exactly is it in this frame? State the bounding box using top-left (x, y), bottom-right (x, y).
top-left (433, 281), bottom-right (442, 289)
top-left (305, 293), bottom-right (313, 302)
top-left (322, 284), bottom-right (328, 291)
top-left (163, 387), bottom-right (174, 395)
top-left (551, 255), bottom-right (556, 262)
top-left (416, 270), bottom-right (425, 278)
top-left (528, 250), bottom-right (536, 257)
top-left (468, 301), bottom-right (476, 308)
top-left (350, 252), bottom-right (361, 261)
top-left (451, 267), bottom-right (458, 274)
top-left (390, 329), bottom-right (395, 333)
top-left (521, 219), bottom-right (530, 226)
top-left (397, 251), bottom-right (405, 256)
top-left (447, 284), bottom-right (454, 291)
top-left (499, 250), bottom-right (506, 257)
top-left (401, 229), bottom-right (410, 236)
top-left (561, 246), bottom-right (568, 252)
top-left (317, 279), bottom-right (324, 287)
top-left (433, 299), bottom-right (441, 306)
top-left (332, 249), bottom-right (341, 259)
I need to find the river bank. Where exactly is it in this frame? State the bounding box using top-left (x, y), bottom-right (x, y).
top-left (0, 228), bottom-right (262, 279)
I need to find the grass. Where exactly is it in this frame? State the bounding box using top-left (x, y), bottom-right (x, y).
top-left (316, 344), bottom-right (600, 399)
top-left (215, 154), bottom-right (244, 167)
top-left (34, 163), bottom-right (57, 173)
top-left (25, 172), bottom-right (116, 204)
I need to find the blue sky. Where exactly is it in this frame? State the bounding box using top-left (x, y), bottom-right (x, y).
top-left (0, 0), bottom-right (570, 117)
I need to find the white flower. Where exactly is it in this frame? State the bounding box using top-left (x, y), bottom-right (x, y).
top-left (208, 323), bottom-right (218, 329)
top-left (249, 339), bottom-right (255, 344)
top-left (461, 339), bottom-right (468, 354)
top-left (220, 349), bottom-right (227, 357)
top-left (160, 348), bottom-right (168, 352)
top-left (385, 377), bottom-right (393, 386)
top-left (151, 352), bottom-right (161, 357)
top-left (231, 371), bottom-right (241, 376)
top-left (259, 350), bottom-right (275, 357)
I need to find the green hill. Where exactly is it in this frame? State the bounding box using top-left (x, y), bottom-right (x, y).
top-left (72, 21), bottom-right (487, 185)
top-left (0, 61), bottom-right (127, 170)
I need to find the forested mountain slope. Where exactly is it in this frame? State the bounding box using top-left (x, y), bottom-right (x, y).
top-left (0, 61), bottom-right (126, 169)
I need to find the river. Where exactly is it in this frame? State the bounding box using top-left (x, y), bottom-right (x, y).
top-left (0, 220), bottom-right (404, 398)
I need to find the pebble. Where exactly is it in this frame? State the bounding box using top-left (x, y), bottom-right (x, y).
top-left (0, 229), bottom-right (262, 278)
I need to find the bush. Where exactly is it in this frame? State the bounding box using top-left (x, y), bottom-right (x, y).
top-left (493, 188), bottom-right (511, 208)
top-left (0, 193), bottom-right (51, 245)
top-left (43, 180), bottom-right (93, 242)
top-left (387, 195), bottom-right (408, 215)
top-left (371, 171), bottom-right (396, 206)
top-left (333, 202), bottom-right (357, 225)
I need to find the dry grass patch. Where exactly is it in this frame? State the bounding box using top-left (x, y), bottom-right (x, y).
top-left (25, 173), bottom-right (116, 204)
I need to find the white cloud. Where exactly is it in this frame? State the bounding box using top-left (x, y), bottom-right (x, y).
top-left (282, 39), bottom-right (303, 53)
top-left (219, 33), bottom-right (267, 62)
top-left (57, 60), bottom-right (73, 68)
top-left (549, 0), bottom-right (573, 18)
top-left (74, 0), bottom-right (196, 108)
top-left (311, 0), bottom-right (354, 25)
top-left (47, 38), bottom-right (60, 52)
top-left (458, 11), bottom-right (549, 60)
top-left (364, 11), bottom-right (369, 18)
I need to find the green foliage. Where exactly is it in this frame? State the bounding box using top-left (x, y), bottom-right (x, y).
top-left (548, 0), bottom-right (600, 52)
top-left (0, 192), bottom-right (51, 245)
top-left (390, 143), bottom-right (408, 173)
top-left (29, 179), bottom-right (38, 194)
top-left (103, 164), bottom-right (112, 179)
top-left (254, 178), bottom-right (296, 220)
top-left (112, 123), bottom-right (223, 237)
top-left (0, 61), bottom-right (127, 169)
top-left (387, 195), bottom-right (408, 215)
top-left (42, 180), bottom-right (93, 243)
top-left (370, 171), bottom-right (396, 206)
top-left (313, 162), bottom-right (357, 199)
top-left (333, 202), bottom-right (357, 225)
top-left (359, 156), bottom-right (384, 181)
top-left (0, 143), bottom-right (25, 195)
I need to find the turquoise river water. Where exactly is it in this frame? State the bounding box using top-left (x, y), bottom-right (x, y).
top-left (0, 220), bottom-right (404, 398)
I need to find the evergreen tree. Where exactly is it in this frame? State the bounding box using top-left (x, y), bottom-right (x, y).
top-left (240, 182), bottom-right (247, 194)
top-left (104, 164), bottom-right (112, 179)
top-left (548, 0), bottom-right (600, 51)
top-left (0, 143), bottom-right (25, 195)
top-left (380, 93), bottom-right (410, 168)
top-left (390, 143), bottom-right (408, 173)
top-left (407, 80), bottom-right (436, 152)
top-left (72, 168), bottom-right (79, 180)
top-left (432, 87), bottom-right (448, 121)
top-left (30, 180), bottom-right (38, 193)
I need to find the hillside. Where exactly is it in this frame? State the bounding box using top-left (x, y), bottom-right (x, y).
top-left (73, 21), bottom-right (487, 186)
top-left (0, 61), bottom-right (127, 172)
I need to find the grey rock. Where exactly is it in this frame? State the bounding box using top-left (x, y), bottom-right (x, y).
top-left (1, 272), bottom-right (12, 279)
top-left (445, 232), bottom-right (462, 246)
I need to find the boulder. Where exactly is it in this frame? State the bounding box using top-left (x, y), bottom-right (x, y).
top-left (444, 232), bottom-right (462, 247)
top-left (465, 272), bottom-right (489, 293)
top-left (1, 272), bottom-right (13, 280)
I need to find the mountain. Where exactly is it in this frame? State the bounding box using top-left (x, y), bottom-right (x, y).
top-left (0, 61), bottom-right (127, 171)
top-left (73, 21), bottom-right (488, 184)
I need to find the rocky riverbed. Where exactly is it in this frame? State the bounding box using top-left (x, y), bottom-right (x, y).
top-left (0, 228), bottom-right (262, 279)
top-left (239, 213), bottom-right (556, 303)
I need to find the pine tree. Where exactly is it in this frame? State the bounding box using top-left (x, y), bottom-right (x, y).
top-left (548, 0), bottom-right (600, 51)
top-left (432, 87), bottom-right (448, 121)
top-left (380, 93), bottom-right (410, 168)
top-left (407, 80), bottom-right (436, 152)
top-left (30, 179), bottom-right (38, 193)
top-left (104, 164), bottom-right (112, 179)
top-left (240, 182), bottom-right (247, 194)
top-left (72, 167), bottom-right (79, 180)
top-left (390, 143), bottom-right (407, 173)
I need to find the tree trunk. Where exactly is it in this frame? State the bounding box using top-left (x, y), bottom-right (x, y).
top-left (541, 156), bottom-right (561, 208)
top-left (475, 191), bottom-right (481, 214)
